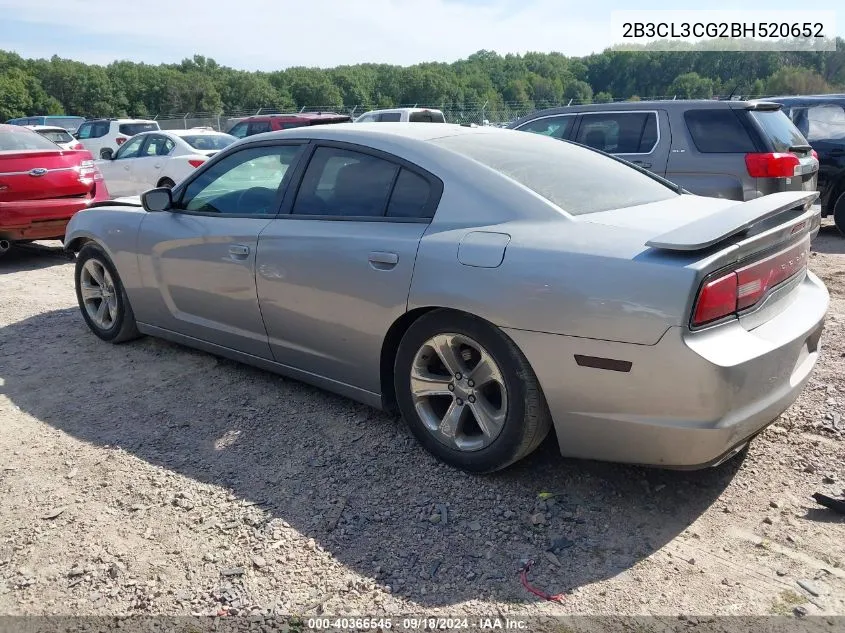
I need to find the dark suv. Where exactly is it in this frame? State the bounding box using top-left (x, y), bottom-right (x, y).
top-left (766, 95), bottom-right (845, 233)
top-left (227, 113), bottom-right (351, 139)
top-left (508, 100), bottom-right (818, 203)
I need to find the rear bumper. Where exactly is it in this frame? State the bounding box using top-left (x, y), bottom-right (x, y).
top-left (505, 271), bottom-right (829, 468)
top-left (0, 192), bottom-right (107, 241)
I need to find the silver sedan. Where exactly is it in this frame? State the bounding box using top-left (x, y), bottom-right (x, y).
top-left (65, 123), bottom-right (829, 472)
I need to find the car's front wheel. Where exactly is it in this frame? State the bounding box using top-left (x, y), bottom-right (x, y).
top-left (158, 177), bottom-right (176, 189)
top-left (394, 310), bottom-right (551, 473)
top-left (75, 243), bottom-right (141, 343)
top-left (833, 190), bottom-right (845, 236)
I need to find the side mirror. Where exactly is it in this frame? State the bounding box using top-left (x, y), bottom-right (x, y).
top-left (141, 187), bottom-right (173, 212)
top-left (99, 147), bottom-right (114, 160)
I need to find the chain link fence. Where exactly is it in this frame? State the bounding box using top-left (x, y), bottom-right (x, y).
top-left (150, 95), bottom-right (768, 132)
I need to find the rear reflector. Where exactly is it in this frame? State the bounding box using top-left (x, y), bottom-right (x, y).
top-left (188, 159), bottom-right (205, 168)
top-left (812, 149), bottom-right (819, 161)
top-left (115, 137), bottom-right (128, 146)
top-left (691, 235), bottom-right (810, 327)
top-left (745, 152), bottom-right (800, 178)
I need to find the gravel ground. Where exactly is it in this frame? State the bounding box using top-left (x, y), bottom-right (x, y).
top-left (0, 224), bottom-right (843, 620)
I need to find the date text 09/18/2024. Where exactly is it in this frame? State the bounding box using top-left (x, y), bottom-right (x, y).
top-left (306, 617), bottom-right (528, 630)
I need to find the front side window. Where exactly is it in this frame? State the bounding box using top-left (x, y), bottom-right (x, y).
top-left (292, 146), bottom-right (398, 217)
top-left (114, 135), bottom-right (145, 159)
top-left (248, 121), bottom-right (272, 136)
top-left (575, 112), bottom-right (658, 154)
top-left (179, 144), bottom-right (303, 215)
top-left (228, 122), bottom-right (248, 138)
top-left (517, 115), bottom-right (574, 139)
top-left (76, 123), bottom-right (94, 139)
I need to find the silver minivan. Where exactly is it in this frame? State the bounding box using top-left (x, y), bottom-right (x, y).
top-left (509, 100), bottom-right (818, 202)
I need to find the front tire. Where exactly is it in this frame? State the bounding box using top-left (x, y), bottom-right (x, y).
top-left (394, 310), bottom-right (551, 473)
top-left (158, 177), bottom-right (176, 189)
top-left (833, 190), bottom-right (845, 236)
top-left (75, 243), bottom-right (141, 343)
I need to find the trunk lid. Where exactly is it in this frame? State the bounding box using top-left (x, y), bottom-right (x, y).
top-left (584, 190), bottom-right (820, 330)
top-left (0, 149), bottom-right (93, 202)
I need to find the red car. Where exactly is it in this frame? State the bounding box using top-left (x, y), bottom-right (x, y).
top-left (226, 112), bottom-right (352, 139)
top-left (0, 124), bottom-right (109, 256)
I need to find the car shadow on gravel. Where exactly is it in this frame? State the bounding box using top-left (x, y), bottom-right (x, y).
top-left (812, 224), bottom-right (845, 255)
top-left (0, 241), bottom-right (74, 272)
top-left (0, 307), bottom-right (744, 607)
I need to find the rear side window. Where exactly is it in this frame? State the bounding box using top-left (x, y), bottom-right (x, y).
top-left (575, 112), bottom-right (659, 154)
top-left (432, 132), bottom-right (678, 216)
top-left (409, 111), bottom-right (445, 123)
top-left (292, 147), bottom-right (398, 217)
top-left (119, 123), bottom-right (159, 135)
top-left (749, 110), bottom-right (810, 152)
top-left (684, 110), bottom-right (756, 153)
top-left (379, 113), bottom-right (402, 122)
top-left (387, 169), bottom-right (433, 218)
top-left (248, 121), bottom-right (272, 135)
top-left (0, 128), bottom-right (62, 151)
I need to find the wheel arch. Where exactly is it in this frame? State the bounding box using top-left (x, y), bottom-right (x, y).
top-left (379, 306), bottom-right (533, 412)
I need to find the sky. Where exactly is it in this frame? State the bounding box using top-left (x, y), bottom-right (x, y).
top-left (0, 0), bottom-right (841, 71)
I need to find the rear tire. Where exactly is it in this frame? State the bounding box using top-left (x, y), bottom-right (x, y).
top-left (394, 310), bottom-right (552, 473)
top-left (75, 243), bottom-right (141, 343)
top-left (158, 178), bottom-right (176, 189)
top-left (833, 191), bottom-right (845, 236)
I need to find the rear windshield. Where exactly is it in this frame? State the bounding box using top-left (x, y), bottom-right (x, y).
top-left (0, 128), bottom-right (62, 151)
top-left (38, 129), bottom-right (74, 143)
top-left (409, 111), bottom-right (446, 123)
top-left (431, 132), bottom-right (678, 216)
top-left (47, 117), bottom-right (85, 132)
top-left (119, 122), bottom-right (159, 135)
top-left (181, 134), bottom-right (236, 151)
top-left (749, 110), bottom-right (808, 152)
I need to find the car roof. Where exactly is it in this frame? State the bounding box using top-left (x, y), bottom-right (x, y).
top-left (361, 107), bottom-right (444, 115)
top-left (765, 95), bottom-right (845, 103)
top-left (25, 125), bottom-right (69, 132)
top-left (245, 122), bottom-right (501, 147)
top-left (165, 128), bottom-right (230, 137)
top-left (239, 113), bottom-right (350, 122)
top-left (83, 118), bottom-right (157, 124)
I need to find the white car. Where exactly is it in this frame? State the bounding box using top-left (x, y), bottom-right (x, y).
top-left (25, 125), bottom-right (85, 151)
top-left (354, 108), bottom-right (446, 123)
top-left (75, 118), bottom-right (161, 157)
top-left (96, 128), bottom-right (238, 197)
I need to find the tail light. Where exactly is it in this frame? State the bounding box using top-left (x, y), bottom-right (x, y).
top-left (745, 152), bottom-right (800, 178)
top-left (115, 137), bottom-right (128, 146)
top-left (71, 142), bottom-right (84, 150)
top-left (691, 236), bottom-right (810, 327)
top-left (77, 159), bottom-right (104, 182)
top-left (188, 159), bottom-right (206, 168)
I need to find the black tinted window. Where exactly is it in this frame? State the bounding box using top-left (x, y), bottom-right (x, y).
top-left (409, 111), bottom-right (445, 123)
top-left (575, 112), bottom-right (658, 154)
top-left (379, 113), bottom-right (402, 122)
top-left (292, 147), bottom-right (398, 217)
top-left (518, 115), bottom-right (574, 139)
top-left (749, 110), bottom-right (809, 152)
top-left (684, 109), bottom-right (756, 153)
top-left (387, 169), bottom-right (432, 218)
top-left (248, 121), bottom-right (272, 135)
top-left (432, 132), bottom-right (677, 216)
top-left (119, 123), bottom-right (158, 135)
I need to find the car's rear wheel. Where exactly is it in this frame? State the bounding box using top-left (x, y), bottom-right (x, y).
top-left (75, 243), bottom-right (141, 343)
top-left (158, 177), bottom-right (176, 189)
top-left (833, 190), bottom-right (845, 236)
top-left (394, 310), bottom-right (551, 473)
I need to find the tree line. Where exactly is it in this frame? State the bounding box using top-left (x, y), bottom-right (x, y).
top-left (1, 42), bottom-right (844, 122)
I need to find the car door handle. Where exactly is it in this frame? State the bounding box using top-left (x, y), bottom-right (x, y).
top-left (631, 160), bottom-right (653, 169)
top-left (228, 244), bottom-right (250, 259)
top-left (368, 251), bottom-right (398, 270)
top-left (153, 163), bottom-right (161, 169)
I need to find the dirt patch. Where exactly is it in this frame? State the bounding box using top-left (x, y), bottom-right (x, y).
top-left (0, 229), bottom-right (843, 618)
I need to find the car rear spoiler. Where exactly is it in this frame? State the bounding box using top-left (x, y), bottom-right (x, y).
top-left (646, 191), bottom-right (819, 251)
